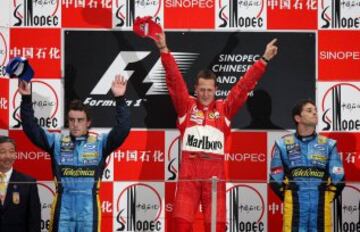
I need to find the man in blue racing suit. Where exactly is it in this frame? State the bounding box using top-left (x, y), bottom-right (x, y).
top-left (270, 99), bottom-right (345, 232)
top-left (18, 75), bottom-right (131, 232)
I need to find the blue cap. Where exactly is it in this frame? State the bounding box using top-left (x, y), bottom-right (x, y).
top-left (5, 57), bottom-right (34, 82)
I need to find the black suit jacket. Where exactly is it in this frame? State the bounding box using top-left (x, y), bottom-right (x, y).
top-left (0, 170), bottom-right (41, 232)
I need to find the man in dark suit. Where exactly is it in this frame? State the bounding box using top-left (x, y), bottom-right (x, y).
top-left (0, 136), bottom-right (41, 232)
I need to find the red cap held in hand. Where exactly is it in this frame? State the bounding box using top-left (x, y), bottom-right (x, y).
top-left (133, 16), bottom-right (163, 41)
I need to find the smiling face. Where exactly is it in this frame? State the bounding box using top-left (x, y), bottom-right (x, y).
top-left (195, 78), bottom-right (217, 106)
top-left (0, 142), bottom-right (16, 173)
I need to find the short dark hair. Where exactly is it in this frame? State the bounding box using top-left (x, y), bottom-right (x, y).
top-left (0, 136), bottom-right (16, 148)
top-left (195, 69), bottom-right (217, 86)
top-left (291, 99), bottom-right (316, 125)
top-left (68, 99), bottom-right (91, 121)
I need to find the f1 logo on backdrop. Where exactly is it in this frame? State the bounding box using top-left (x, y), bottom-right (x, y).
top-left (64, 30), bottom-right (200, 128)
top-left (65, 31), bottom-right (315, 129)
top-left (114, 182), bottom-right (164, 232)
top-left (89, 51), bottom-right (198, 98)
top-left (113, 0), bottom-right (163, 28)
top-left (11, 0), bottom-right (60, 27)
top-left (318, 82), bottom-right (360, 132)
top-left (319, 0), bottom-right (360, 29)
top-left (216, 0), bottom-right (266, 30)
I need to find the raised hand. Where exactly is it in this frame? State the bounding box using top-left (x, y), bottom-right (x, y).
top-left (155, 32), bottom-right (169, 53)
top-left (18, 80), bottom-right (31, 96)
top-left (262, 38), bottom-right (278, 62)
top-left (111, 74), bottom-right (127, 97)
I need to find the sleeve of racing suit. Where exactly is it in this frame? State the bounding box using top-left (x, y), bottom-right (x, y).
top-left (327, 142), bottom-right (345, 200)
top-left (161, 52), bottom-right (191, 116)
top-left (20, 95), bottom-right (56, 154)
top-left (102, 96), bottom-right (131, 156)
top-left (269, 142), bottom-right (286, 201)
top-left (224, 60), bottom-right (266, 119)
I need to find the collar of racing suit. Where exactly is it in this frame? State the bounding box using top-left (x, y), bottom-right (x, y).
top-left (295, 132), bottom-right (317, 142)
top-left (70, 133), bottom-right (89, 142)
top-left (195, 99), bottom-right (217, 111)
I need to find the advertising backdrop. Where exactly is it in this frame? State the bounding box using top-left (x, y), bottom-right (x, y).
top-left (0, 0), bottom-right (359, 231)
top-left (64, 30), bottom-right (315, 129)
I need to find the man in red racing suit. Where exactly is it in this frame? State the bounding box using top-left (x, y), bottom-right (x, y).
top-left (154, 32), bottom-right (278, 232)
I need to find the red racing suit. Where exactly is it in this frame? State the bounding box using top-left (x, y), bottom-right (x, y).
top-left (161, 52), bottom-right (266, 229)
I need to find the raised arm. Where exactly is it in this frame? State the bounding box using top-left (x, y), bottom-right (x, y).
top-left (103, 75), bottom-right (131, 156)
top-left (261, 38), bottom-right (278, 66)
top-left (155, 32), bottom-right (191, 117)
top-left (19, 80), bottom-right (56, 154)
top-left (224, 38), bottom-right (278, 119)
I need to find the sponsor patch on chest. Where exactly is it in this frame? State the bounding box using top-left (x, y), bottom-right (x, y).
top-left (61, 167), bottom-right (96, 177)
top-left (186, 135), bottom-right (223, 150)
top-left (190, 106), bottom-right (204, 124)
top-left (182, 125), bottom-right (224, 155)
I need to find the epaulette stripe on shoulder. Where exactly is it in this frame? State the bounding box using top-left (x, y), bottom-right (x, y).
top-left (61, 135), bottom-right (71, 143)
top-left (87, 134), bottom-right (98, 143)
top-left (283, 134), bottom-right (295, 145)
top-left (317, 135), bottom-right (328, 144)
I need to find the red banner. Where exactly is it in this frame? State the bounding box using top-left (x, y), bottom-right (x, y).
top-left (226, 131), bottom-right (267, 181)
top-left (114, 130), bottom-right (165, 181)
top-left (318, 31), bottom-right (360, 81)
top-left (10, 28), bottom-right (61, 78)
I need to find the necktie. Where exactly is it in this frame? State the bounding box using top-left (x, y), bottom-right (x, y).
top-left (0, 172), bottom-right (6, 205)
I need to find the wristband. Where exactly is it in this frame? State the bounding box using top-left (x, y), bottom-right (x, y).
top-left (261, 56), bottom-right (270, 63)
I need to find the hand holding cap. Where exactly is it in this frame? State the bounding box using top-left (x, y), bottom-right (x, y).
top-left (133, 16), bottom-right (163, 42)
top-left (5, 57), bottom-right (34, 82)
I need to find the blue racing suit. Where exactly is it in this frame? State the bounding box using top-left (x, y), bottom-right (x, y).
top-left (20, 95), bottom-right (131, 232)
top-left (270, 133), bottom-right (345, 232)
